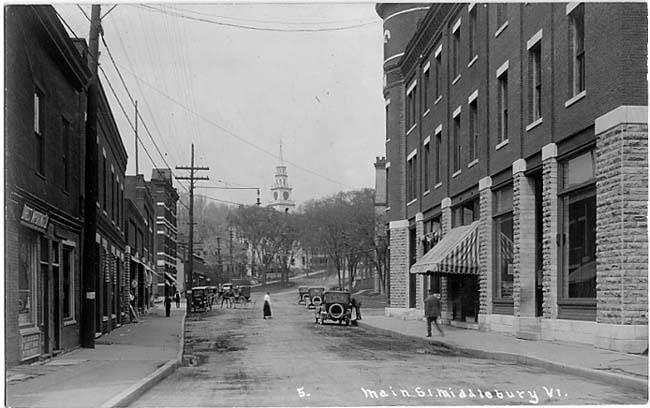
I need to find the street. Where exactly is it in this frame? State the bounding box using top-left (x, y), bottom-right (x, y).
top-left (130, 279), bottom-right (645, 407)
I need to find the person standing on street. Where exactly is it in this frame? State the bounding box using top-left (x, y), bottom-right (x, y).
top-left (174, 291), bottom-right (181, 308)
top-left (424, 290), bottom-right (444, 337)
top-left (164, 296), bottom-right (172, 317)
top-left (263, 292), bottom-right (272, 319)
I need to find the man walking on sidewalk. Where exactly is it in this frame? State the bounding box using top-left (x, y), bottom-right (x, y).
top-left (425, 290), bottom-right (444, 337)
top-left (165, 296), bottom-right (172, 317)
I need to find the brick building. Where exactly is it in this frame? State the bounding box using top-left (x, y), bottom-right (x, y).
top-left (5, 5), bottom-right (90, 365)
top-left (124, 175), bottom-right (156, 313)
top-left (94, 80), bottom-right (128, 335)
top-left (378, 3), bottom-right (647, 352)
top-left (148, 168), bottom-right (179, 297)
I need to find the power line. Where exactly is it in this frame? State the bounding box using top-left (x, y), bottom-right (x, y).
top-left (200, 194), bottom-right (245, 206)
top-left (137, 4), bottom-right (379, 33)
top-left (99, 33), bottom-right (196, 203)
top-left (154, 4), bottom-right (377, 26)
top-left (99, 66), bottom-right (191, 211)
top-left (99, 58), bottom-right (356, 189)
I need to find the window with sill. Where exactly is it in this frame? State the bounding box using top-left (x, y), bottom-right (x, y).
top-left (568, 3), bottom-right (585, 98)
top-left (497, 69), bottom-right (509, 144)
top-left (529, 41), bottom-right (542, 123)
top-left (559, 150), bottom-right (596, 303)
top-left (406, 83), bottom-right (417, 130)
top-left (423, 142), bottom-right (430, 192)
top-left (34, 90), bottom-right (45, 175)
top-left (469, 99), bottom-right (478, 162)
top-left (453, 114), bottom-right (461, 172)
top-left (423, 68), bottom-right (430, 112)
top-left (434, 132), bottom-right (442, 184)
top-left (407, 154), bottom-right (417, 202)
top-left (493, 184), bottom-right (513, 300)
top-left (469, 5), bottom-right (477, 60)
top-left (452, 26), bottom-right (461, 79)
top-left (435, 52), bottom-right (442, 99)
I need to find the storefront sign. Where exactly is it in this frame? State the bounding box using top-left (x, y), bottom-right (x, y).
top-left (86, 291), bottom-right (96, 300)
top-left (20, 205), bottom-right (49, 230)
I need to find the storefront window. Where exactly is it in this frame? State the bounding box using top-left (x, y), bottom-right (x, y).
top-left (495, 215), bottom-right (514, 298)
top-left (560, 150), bottom-right (596, 300)
top-left (18, 230), bottom-right (36, 326)
top-left (494, 184), bottom-right (513, 300)
top-left (452, 198), bottom-right (479, 227)
top-left (63, 246), bottom-right (74, 320)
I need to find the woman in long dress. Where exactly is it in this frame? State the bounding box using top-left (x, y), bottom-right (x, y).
top-left (263, 292), bottom-right (272, 319)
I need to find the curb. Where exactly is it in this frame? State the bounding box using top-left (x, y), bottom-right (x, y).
top-left (357, 321), bottom-right (648, 394)
top-left (101, 310), bottom-right (188, 408)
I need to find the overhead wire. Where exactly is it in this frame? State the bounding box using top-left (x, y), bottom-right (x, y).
top-left (94, 58), bottom-right (356, 189)
top-left (136, 4), bottom-right (379, 33)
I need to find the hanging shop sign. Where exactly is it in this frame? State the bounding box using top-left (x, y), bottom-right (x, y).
top-left (20, 204), bottom-right (49, 231)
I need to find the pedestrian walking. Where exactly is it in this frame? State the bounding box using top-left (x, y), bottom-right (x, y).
top-left (424, 290), bottom-right (444, 337)
top-left (164, 296), bottom-right (172, 317)
top-left (263, 292), bottom-right (272, 319)
top-left (174, 291), bottom-right (181, 308)
top-left (351, 297), bottom-right (362, 320)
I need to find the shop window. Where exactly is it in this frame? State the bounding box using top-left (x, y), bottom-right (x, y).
top-left (62, 245), bottom-right (74, 321)
top-left (452, 198), bottom-right (479, 227)
top-left (494, 184), bottom-right (514, 300)
top-left (18, 229), bottom-right (37, 327)
top-left (560, 150), bottom-right (596, 302)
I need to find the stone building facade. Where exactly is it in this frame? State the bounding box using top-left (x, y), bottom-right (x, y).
top-left (5, 5), bottom-right (91, 365)
top-left (378, 2), bottom-right (647, 353)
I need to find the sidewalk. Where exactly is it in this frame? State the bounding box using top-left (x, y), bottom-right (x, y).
top-left (6, 303), bottom-right (186, 408)
top-left (358, 310), bottom-right (648, 393)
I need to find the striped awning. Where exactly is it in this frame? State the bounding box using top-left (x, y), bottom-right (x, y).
top-left (165, 272), bottom-right (177, 286)
top-left (410, 221), bottom-right (480, 275)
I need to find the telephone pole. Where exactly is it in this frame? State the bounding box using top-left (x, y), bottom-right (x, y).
top-left (81, 4), bottom-right (101, 348)
top-left (176, 144), bottom-right (209, 294)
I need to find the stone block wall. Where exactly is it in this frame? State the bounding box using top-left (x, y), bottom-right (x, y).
top-left (541, 144), bottom-right (559, 319)
top-left (389, 221), bottom-right (409, 308)
top-left (596, 120), bottom-right (648, 325)
top-left (513, 163), bottom-right (537, 317)
top-left (478, 178), bottom-right (493, 315)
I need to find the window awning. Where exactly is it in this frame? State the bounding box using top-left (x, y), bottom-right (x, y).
top-left (410, 221), bottom-right (480, 275)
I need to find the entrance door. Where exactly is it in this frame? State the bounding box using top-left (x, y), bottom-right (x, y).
top-left (39, 236), bottom-right (50, 356)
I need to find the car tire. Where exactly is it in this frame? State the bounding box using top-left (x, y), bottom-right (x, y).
top-left (328, 303), bottom-right (344, 320)
top-left (312, 296), bottom-right (322, 306)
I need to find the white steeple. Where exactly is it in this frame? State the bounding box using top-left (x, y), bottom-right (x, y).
top-left (268, 139), bottom-right (295, 213)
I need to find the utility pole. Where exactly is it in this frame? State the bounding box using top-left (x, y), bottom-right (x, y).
top-left (81, 4), bottom-right (101, 348)
top-left (176, 144), bottom-right (209, 295)
top-left (216, 236), bottom-right (223, 280)
top-left (229, 227), bottom-right (234, 279)
top-left (134, 100), bottom-right (139, 175)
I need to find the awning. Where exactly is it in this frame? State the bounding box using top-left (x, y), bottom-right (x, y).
top-left (165, 272), bottom-right (177, 286)
top-left (410, 221), bottom-right (480, 275)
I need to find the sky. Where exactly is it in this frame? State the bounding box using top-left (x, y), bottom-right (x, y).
top-left (54, 3), bottom-right (386, 208)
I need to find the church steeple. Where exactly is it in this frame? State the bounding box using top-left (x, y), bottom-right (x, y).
top-left (268, 140), bottom-right (295, 213)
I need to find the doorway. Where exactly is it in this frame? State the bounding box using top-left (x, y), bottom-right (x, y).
top-left (448, 274), bottom-right (479, 322)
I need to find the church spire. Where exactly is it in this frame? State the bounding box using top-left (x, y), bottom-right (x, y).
top-left (279, 138), bottom-right (284, 165)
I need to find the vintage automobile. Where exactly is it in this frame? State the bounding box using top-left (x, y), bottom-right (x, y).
top-left (315, 291), bottom-right (352, 326)
top-left (189, 286), bottom-right (209, 313)
top-left (298, 287), bottom-right (310, 304)
top-left (307, 287), bottom-right (325, 309)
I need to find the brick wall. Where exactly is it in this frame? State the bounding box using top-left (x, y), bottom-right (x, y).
top-left (542, 145), bottom-right (559, 319)
top-left (389, 223), bottom-right (409, 308)
top-left (415, 215), bottom-right (425, 310)
top-left (596, 123), bottom-right (648, 325)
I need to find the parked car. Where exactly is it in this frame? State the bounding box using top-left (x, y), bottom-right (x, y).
top-left (315, 291), bottom-right (352, 326)
top-left (307, 287), bottom-right (325, 309)
top-left (189, 286), bottom-right (209, 313)
top-left (298, 287), bottom-right (310, 304)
